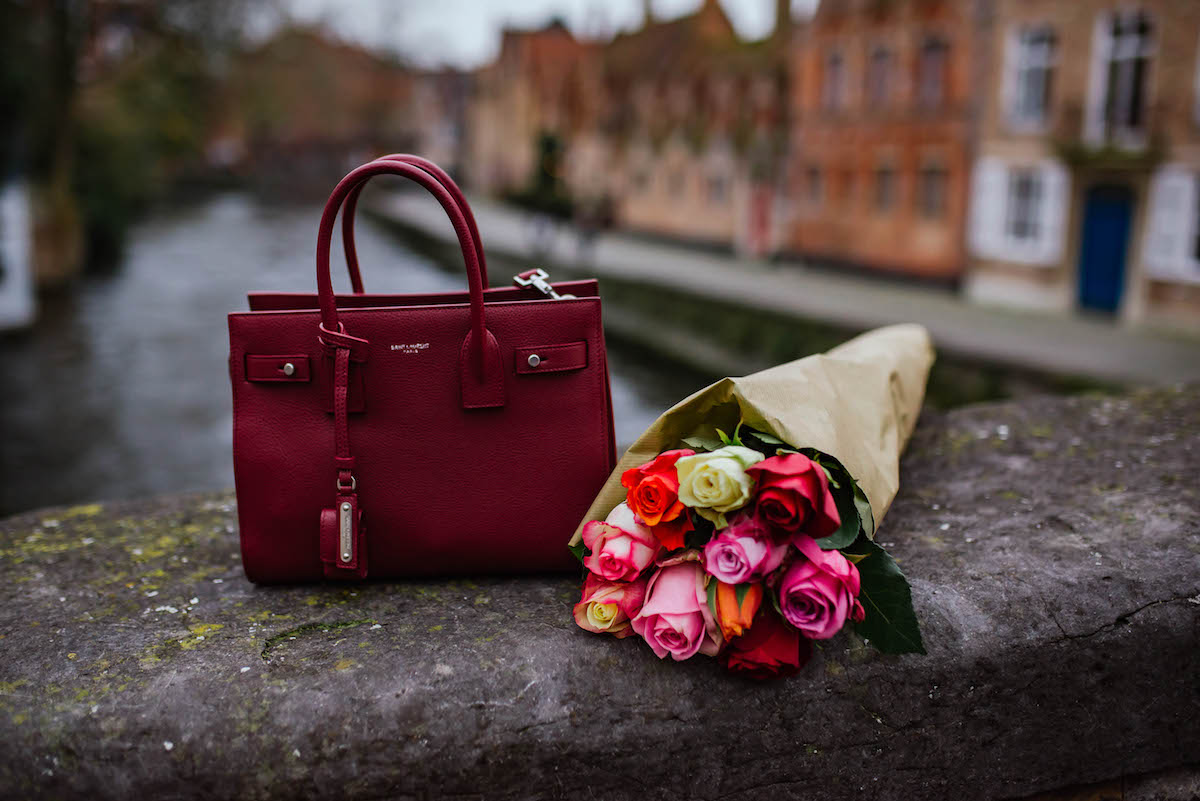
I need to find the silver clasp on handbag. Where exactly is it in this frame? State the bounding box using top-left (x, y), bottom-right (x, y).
top-left (513, 268), bottom-right (575, 300)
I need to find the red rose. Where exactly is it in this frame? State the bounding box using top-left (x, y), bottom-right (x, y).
top-left (721, 608), bottom-right (813, 680)
top-left (746, 453), bottom-right (840, 540)
top-left (621, 449), bottom-right (695, 549)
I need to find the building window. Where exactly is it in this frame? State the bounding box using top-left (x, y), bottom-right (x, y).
top-left (866, 46), bottom-right (893, 107)
top-left (806, 166), bottom-right (822, 205)
top-left (1193, 177), bottom-right (1200, 264)
top-left (1006, 169), bottom-right (1043, 242)
top-left (668, 170), bottom-right (686, 197)
top-left (823, 49), bottom-right (846, 110)
top-left (917, 36), bottom-right (950, 108)
top-left (918, 165), bottom-right (948, 219)
top-left (707, 173), bottom-right (728, 205)
top-left (841, 169), bottom-right (856, 208)
top-left (1103, 11), bottom-right (1153, 140)
top-left (1011, 26), bottom-right (1057, 128)
top-left (874, 165), bottom-right (895, 211)
top-left (1194, 32), bottom-right (1200, 126)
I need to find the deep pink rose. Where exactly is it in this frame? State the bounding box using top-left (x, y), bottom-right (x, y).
top-left (701, 514), bottom-right (787, 584)
top-left (746, 453), bottom-right (840, 540)
top-left (777, 535), bottom-right (864, 640)
top-left (631, 561), bottom-right (724, 660)
top-left (582, 503), bottom-right (661, 582)
top-left (573, 573), bottom-right (648, 639)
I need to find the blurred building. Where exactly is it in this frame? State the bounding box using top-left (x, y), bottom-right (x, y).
top-left (459, 0), bottom-right (1199, 329)
top-left (593, 0), bottom-right (790, 254)
top-left (209, 27), bottom-right (418, 191)
top-left (467, 19), bottom-right (596, 195)
top-left (784, 0), bottom-right (983, 280)
top-left (966, 0), bottom-right (1200, 330)
top-left (465, 0), bottom-right (793, 255)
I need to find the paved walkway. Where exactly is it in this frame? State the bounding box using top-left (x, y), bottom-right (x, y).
top-left (371, 192), bottom-right (1200, 385)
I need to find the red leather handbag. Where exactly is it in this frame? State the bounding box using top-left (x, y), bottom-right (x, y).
top-left (228, 155), bottom-right (616, 582)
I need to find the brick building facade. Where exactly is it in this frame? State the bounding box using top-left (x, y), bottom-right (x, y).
top-left (464, 0), bottom-right (792, 255)
top-left (784, 0), bottom-right (985, 280)
top-left (966, 0), bottom-right (1200, 330)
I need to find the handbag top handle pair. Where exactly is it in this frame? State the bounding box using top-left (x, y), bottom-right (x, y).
top-left (228, 155), bottom-right (616, 583)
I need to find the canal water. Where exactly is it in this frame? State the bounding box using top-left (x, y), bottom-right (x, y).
top-left (0, 194), bottom-right (705, 516)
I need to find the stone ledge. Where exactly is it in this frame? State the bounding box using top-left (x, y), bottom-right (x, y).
top-left (0, 386), bottom-right (1197, 800)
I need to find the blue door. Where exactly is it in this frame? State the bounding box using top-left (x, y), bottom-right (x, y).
top-left (1077, 185), bottom-right (1133, 313)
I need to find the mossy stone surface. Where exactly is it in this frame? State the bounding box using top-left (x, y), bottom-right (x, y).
top-left (0, 387), bottom-right (1197, 800)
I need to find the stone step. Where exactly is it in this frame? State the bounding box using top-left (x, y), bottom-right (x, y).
top-left (0, 386), bottom-right (1196, 800)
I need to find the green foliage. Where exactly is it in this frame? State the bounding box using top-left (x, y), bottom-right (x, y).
top-left (567, 541), bottom-right (588, 567)
top-left (853, 484), bottom-right (875, 539)
top-left (506, 130), bottom-right (574, 220)
top-left (844, 535), bottom-right (925, 655)
top-left (813, 478), bottom-right (860, 550)
top-left (0, 1), bottom-right (34, 169)
top-left (74, 42), bottom-right (216, 262)
top-left (681, 434), bottom-right (723, 452)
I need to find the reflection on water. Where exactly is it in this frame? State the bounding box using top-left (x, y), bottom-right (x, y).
top-left (0, 194), bottom-right (704, 516)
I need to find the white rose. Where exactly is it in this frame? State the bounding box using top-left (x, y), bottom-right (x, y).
top-left (675, 446), bottom-right (764, 525)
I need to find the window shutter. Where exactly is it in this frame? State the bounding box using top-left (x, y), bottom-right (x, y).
top-left (1084, 14), bottom-right (1111, 145)
top-left (1194, 32), bottom-right (1200, 126)
top-left (1142, 165), bottom-right (1195, 279)
top-left (968, 156), bottom-right (1007, 259)
top-left (1034, 160), bottom-right (1070, 266)
top-left (1001, 28), bottom-right (1019, 128)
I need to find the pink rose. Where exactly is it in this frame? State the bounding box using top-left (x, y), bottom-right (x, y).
top-left (631, 561), bottom-right (724, 660)
top-left (746, 453), bottom-right (840, 541)
top-left (581, 502), bottom-right (661, 582)
top-left (777, 535), bottom-right (864, 640)
top-left (701, 514), bottom-right (787, 584)
top-left (573, 573), bottom-right (647, 639)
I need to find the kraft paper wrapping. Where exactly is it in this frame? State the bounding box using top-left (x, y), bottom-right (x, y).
top-left (571, 324), bottom-right (935, 546)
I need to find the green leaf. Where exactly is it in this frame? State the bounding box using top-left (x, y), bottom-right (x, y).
top-left (736, 427), bottom-right (799, 458)
top-left (848, 536), bottom-right (925, 655)
top-left (716, 428), bottom-right (733, 446)
top-left (768, 582), bottom-right (783, 617)
top-left (853, 484), bottom-right (875, 540)
top-left (816, 462), bottom-right (840, 489)
top-left (744, 428), bottom-right (785, 446)
top-left (681, 435), bottom-right (723, 453)
top-left (567, 542), bottom-right (588, 567)
top-left (706, 578), bottom-right (719, 619)
top-left (843, 551), bottom-right (869, 564)
top-left (814, 480), bottom-right (860, 550)
top-left (731, 420), bottom-right (747, 446)
top-left (734, 582), bottom-right (751, 607)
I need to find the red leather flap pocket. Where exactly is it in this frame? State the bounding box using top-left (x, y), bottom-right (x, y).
top-left (246, 355), bottom-right (311, 382)
top-left (515, 341), bottom-right (588, 374)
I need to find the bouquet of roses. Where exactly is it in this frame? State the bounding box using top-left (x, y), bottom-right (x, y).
top-left (569, 324), bottom-right (935, 678)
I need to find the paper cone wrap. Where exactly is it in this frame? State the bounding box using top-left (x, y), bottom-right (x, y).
top-left (572, 324), bottom-right (935, 546)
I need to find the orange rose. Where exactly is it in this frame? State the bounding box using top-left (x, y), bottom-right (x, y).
top-left (621, 449), bottom-right (695, 549)
top-left (714, 580), bottom-right (763, 640)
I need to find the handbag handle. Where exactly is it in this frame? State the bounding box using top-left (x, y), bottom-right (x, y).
top-left (316, 160), bottom-right (505, 408)
top-left (341, 154), bottom-right (488, 293)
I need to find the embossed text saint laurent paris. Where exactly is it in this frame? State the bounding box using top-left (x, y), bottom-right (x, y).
top-left (390, 343), bottom-right (430, 354)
